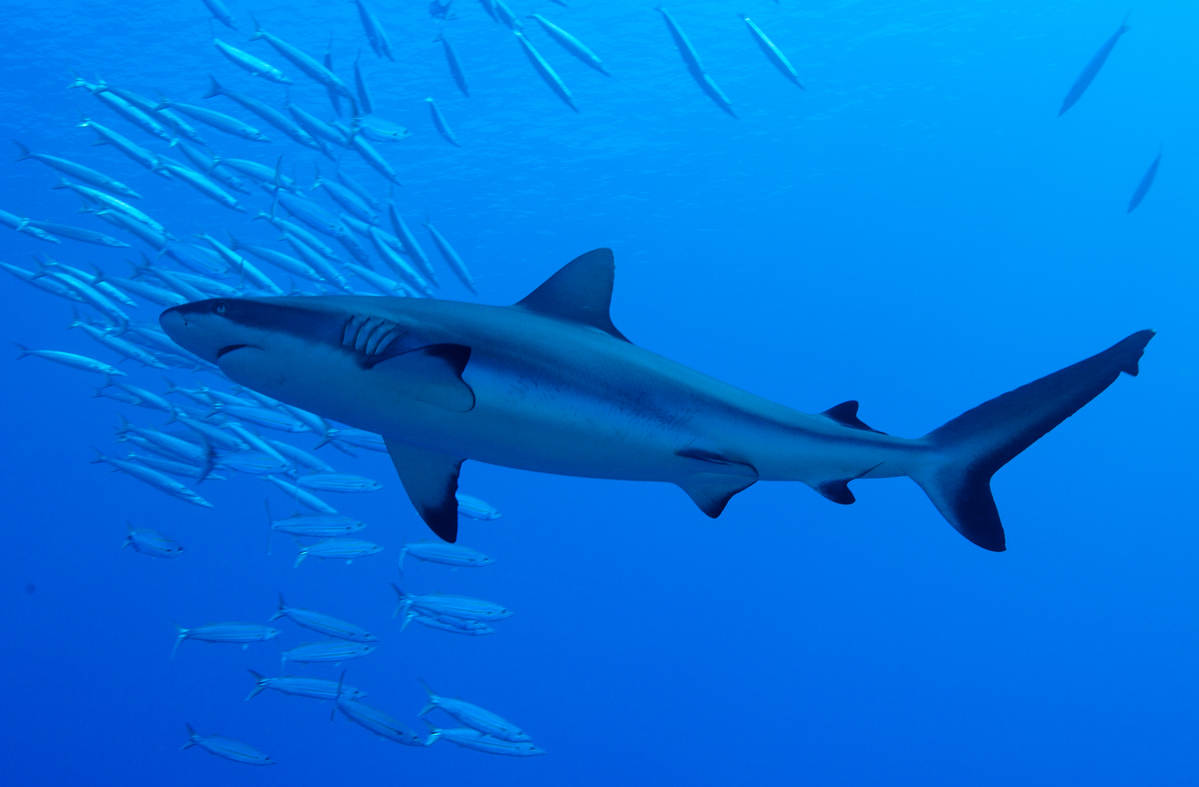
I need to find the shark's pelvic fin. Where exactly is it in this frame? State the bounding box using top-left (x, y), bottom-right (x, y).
top-left (374, 344), bottom-right (475, 412)
top-left (514, 248), bottom-right (630, 342)
top-left (820, 401), bottom-right (886, 434)
top-left (911, 330), bottom-right (1154, 552)
top-left (675, 447), bottom-right (759, 517)
top-left (384, 438), bottom-right (463, 542)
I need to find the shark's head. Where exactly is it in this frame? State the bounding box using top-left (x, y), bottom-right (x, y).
top-left (159, 296), bottom-right (475, 431)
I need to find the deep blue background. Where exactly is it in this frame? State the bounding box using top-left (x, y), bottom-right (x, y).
top-left (1, 0), bottom-right (1195, 783)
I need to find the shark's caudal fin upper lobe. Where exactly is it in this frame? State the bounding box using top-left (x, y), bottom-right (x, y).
top-left (910, 330), bottom-right (1154, 552)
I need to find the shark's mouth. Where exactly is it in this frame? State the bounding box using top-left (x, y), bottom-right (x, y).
top-left (216, 344), bottom-right (255, 359)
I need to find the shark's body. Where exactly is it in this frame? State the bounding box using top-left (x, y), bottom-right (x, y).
top-left (161, 249), bottom-right (1153, 549)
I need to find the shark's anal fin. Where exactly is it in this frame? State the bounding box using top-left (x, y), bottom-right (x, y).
top-left (384, 438), bottom-right (463, 543)
top-left (820, 401), bottom-right (886, 434)
top-left (675, 448), bottom-right (758, 517)
top-left (813, 463), bottom-right (882, 505)
top-left (815, 480), bottom-right (856, 505)
top-left (371, 344), bottom-right (475, 412)
top-left (513, 248), bottom-right (630, 342)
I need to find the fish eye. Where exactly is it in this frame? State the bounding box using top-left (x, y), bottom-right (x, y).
top-left (213, 300), bottom-right (229, 315)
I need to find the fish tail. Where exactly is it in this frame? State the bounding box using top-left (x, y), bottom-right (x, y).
top-left (181, 723), bottom-right (197, 749)
top-left (270, 592), bottom-right (286, 620)
top-left (249, 13), bottom-right (264, 39)
top-left (907, 331), bottom-right (1154, 552)
top-left (12, 141), bottom-right (31, 162)
top-left (293, 543), bottom-right (307, 568)
top-left (12, 342), bottom-right (29, 359)
top-left (245, 670), bottom-right (267, 700)
top-left (202, 74), bottom-right (222, 100)
top-left (171, 624), bottom-right (188, 659)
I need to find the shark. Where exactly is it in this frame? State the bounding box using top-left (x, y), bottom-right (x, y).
top-left (159, 248), bottom-right (1153, 550)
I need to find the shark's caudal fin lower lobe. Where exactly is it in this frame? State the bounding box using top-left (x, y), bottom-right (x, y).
top-left (910, 330), bottom-right (1154, 552)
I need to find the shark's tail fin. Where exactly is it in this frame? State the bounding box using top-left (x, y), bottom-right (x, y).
top-left (182, 723), bottom-right (197, 749)
top-left (909, 330), bottom-right (1154, 552)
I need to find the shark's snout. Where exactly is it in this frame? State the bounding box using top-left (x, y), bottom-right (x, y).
top-left (159, 299), bottom-right (239, 364)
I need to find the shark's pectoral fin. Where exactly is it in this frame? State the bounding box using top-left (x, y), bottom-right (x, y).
top-left (384, 438), bottom-right (463, 542)
top-left (675, 448), bottom-right (759, 517)
top-left (677, 473), bottom-right (758, 518)
top-left (372, 344), bottom-right (475, 412)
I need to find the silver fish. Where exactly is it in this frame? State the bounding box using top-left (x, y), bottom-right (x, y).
top-left (418, 679), bottom-right (531, 742)
top-left (280, 640), bottom-right (375, 667)
top-left (214, 37), bottom-right (291, 84)
top-left (294, 537), bottom-right (382, 566)
top-left (271, 594), bottom-right (377, 641)
top-left (182, 724), bottom-right (274, 766)
top-left (13, 344), bottom-right (124, 376)
top-left (400, 541), bottom-right (492, 568)
top-left (337, 699), bottom-right (423, 746)
top-left (93, 449), bottom-right (214, 506)
top-left (173, 622), bottom-right (280, 657)
top-left (393, 582), bottom-right (511, 623)
top-left (123, 522), bottom-right (184, 558)
top-left (245, 670), bottom-right (367, 701)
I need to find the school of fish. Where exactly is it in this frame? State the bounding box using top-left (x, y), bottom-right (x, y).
top-left (3, 0), bottom-right (1155, 766)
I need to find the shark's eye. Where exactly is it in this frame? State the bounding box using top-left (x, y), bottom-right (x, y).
top-left (213, 300), bottom-right (229, 315)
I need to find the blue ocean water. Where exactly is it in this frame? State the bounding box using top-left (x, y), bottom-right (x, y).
top-left (1, 0), bottom-right (1195, 783)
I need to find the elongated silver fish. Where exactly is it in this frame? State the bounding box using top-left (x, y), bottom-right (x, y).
top-left (456, 492), bottom-right (502, 520)
top-left (1127, 149), bottom-right (1162, 214)
top-left (740, 15), bottom-right (803, 89)
top-left (657, 7), bottom-right (736, 117)
top-left (425, 97), bottom-right (460, 147)
top-left (423, 721), bottom-right (545, 756)
top-left (513, 30), bottom-right (577, 112)
top-left (13, 141), bottom-right (141, 198)
top-left (173, 622), bottom-right (279, 657)
top-left (265, 474), bottom-right (336, 513)
top-left (1060, 16), bottom-right (1130, 117)
top-left (528, 14), bottom-right (609, 75)
top-left (203, 75), bottom-right (321, 152)
top-left (271, 594), bottom-right (377, 641)
top-left (418, 679), bottom-right (531, 741)
top-left (408, 613), bottom-right (495, 636)
top-left (435, 33), bottom-right (469, 97)
top-left (393, 582), bottom-right (511, 623)
top-left (245, 670), bottom-right (367, 701)
top-left (77, 115), bottom-right (171, 177)
top-left (250, 16), bottom-right (353, 98)
top-left (400, 541), bottom-right (492, 568)
top-left (337, 699), bottom-right (423, 745)
top-left (13, 344), bottom-right (124, 376)
top-left (214, 37), bottom-right (291, 84)
top-left (182, 724), bottom-right (274, 766)
top-left (93, 449), bottom-right (214, 507)
top-left (294, 537), bottom-right (382, 566)
top-left (153, 94), bottom-right (271, 142)
top-left (423, 219), bottom-right (476, 293)
top-left (281, 640), bottom-right (375, 667)
top-left (352, 0), bottom-right (393, 61)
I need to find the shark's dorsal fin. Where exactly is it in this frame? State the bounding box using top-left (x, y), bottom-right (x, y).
top-left (514, 248), bottom-right (630, 342)
top-left (820, 401), bottom-right (887, 434)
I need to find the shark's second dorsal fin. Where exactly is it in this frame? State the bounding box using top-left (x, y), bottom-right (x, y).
top-left (820, 401), bottom-right (887, 434)
top-left (514, 248), bottom-right (630, 342)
